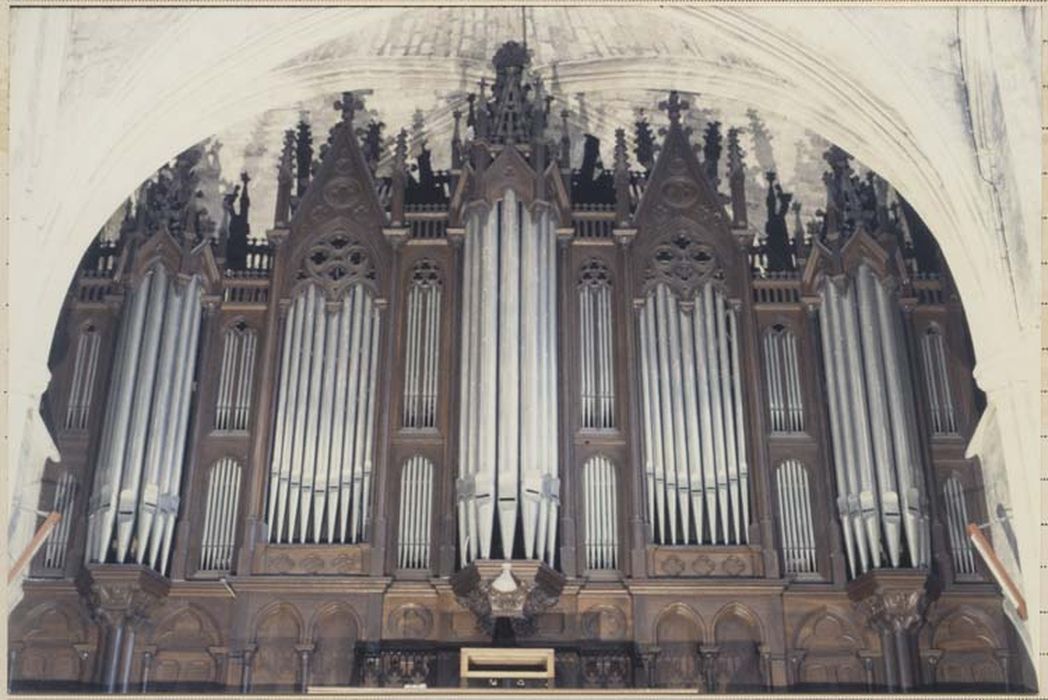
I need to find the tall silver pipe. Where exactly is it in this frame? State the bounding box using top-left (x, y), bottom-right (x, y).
top-left (856, 266), bottom-right (901, 566)
top-left (665, 290), bottom-right (690, 541)
top-left (717, 294), bottom-right (740, 544)
top-left (94, 269), bottom-right (152, 562)
top-left (691, 290), bottom-right (716, 543)
top-left (136, 276), bottom-right (184, 563)
top-left (679, 305), bottom-right (703, 544)
top-left (820, 284), bottom-right (857, 577)
top-left (728, 307), bottom-right (750, 543)
top-left (158, 278), bottom-right (203, 574)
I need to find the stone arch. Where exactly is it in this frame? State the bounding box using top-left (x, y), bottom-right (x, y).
top-left (308, 602), bottom-right (361, 687)
top-left (147, 605), bottom-right (222, 689)
top-left (929, 607), bottom-right (1005, 688)
top-left (13, 602), bottom-right (91, 686)
top-left (251, 601), bottom-right (304, 691)
top-left (654, 603), bottom-right (705, 688)
top-left (793, 608), bottom-right (866, 691)
top-left (712, 603), bottom-right (764, 692)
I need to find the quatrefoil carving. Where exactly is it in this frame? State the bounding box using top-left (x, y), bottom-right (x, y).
top-left (300, 232), bottom-right (376, 296)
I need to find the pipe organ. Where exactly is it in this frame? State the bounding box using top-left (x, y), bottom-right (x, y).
top-left (200, 458), bottom-right (243, 572)
top-left (397, 455), bottom-right (434, 569)
top-left (456, 191), bottom-right (560, 565)
top-left (85, 265), bottom-right (204, 575)
top-left (17, 43), bottom-right (1026, 695)
top-left (578, 260), bottom-right (616, 430)
top-left (582, 455), bottom-right (618, 570)
top-left (775, 459), bottom-right (817, 575)
top-left (918, 325), bottom-right (957, 435)
top-left (818, 264), bottom-right (930, 577)
top-left (266, 281), bottom-right (381, 544)
top-left (43, 472), bottom-right (77, 571)
top-left (942, 474), bottom-right (976, 576)
top-left (761, 325), bottom-right (804, 432)
top-left (638, 283), bottom-right (749, 546)
top-left (402, 261), bottom-right (442, 429)
top-left (214, 321), bottom-right (257, 431)
top-left (64, 325), bottom-right (101, 431)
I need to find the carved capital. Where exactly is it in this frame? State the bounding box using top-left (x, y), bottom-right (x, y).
top-left (77, 565), bottom-right (170, 629)
top-left (848, 569), bottom-right (934, 635)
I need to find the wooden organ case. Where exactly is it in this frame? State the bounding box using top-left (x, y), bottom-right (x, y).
top-left (9, 41), bottom-right (1032, 694)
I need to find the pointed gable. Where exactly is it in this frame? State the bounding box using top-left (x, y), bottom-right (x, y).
top-left (631, 92), bottom-right (741, 300)
top-left (283, 110), bottom-right (392, 297)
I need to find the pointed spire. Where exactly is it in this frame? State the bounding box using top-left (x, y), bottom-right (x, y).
top-left (489, 41), bottom-right (531, 145)
top-left (295, 112), bottom-right (313, 199)
top-left (634, 113), bottom-right (657, 172)
top-left (361, 119), bottom-right (385, 173)
top-left (274, 129), bottom-right (295, 227)
top-left (658, 90), bottom-right (689, 125)
top-left (727, 127), bottom-right (747, 228)
top-left (613, 128), bottom-right (631, 224)
top-left (391, 128), bottom-right (408, 224)
top-left (451, 110), bottom-right (463, 169)
top-left (559, 110), bottom-right (571, 167)
top-left (702, 121), bottom-right (722, 191)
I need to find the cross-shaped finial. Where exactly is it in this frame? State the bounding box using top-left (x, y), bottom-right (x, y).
top-left (658, 90), bottom-right (689, 124)
top-left (333, 91), bottom-right (362, 124)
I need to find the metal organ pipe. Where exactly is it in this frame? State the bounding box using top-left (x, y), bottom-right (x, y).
top-left (89, 271), bottom-right (150, 563)
top-left (637, 282), bottom-right (750, 547)
top-left (201, 458), bottom-right (242, 571)
top-left (455, 194), bottom-right (559, 564)
top-left (135, 270), bottom-right (184, 564)
top-left (44, 473), bottom-right (77, 570)
top-left (157, 278), bottom-right (203, 574)
top-left (728, 308), bottom-right (750, 543)
top-left (876, 277), bottom-right (929, 567)
top-left (398, 456), bottom-right (434, 569)
top-left (66, 328), bottom-right (101, 430)
top-left (819, 270), bottom-right (930, 578)
top-left (85, 267), bottom-right (205, 575)
top-left (943, 475), bottom-right (975, 575)
top-left (856, 265), bottom-right (902, 567)
top-left (265, 282), bottom-right (381, 547)
top-left (818, 284), bottom-right (857, 578)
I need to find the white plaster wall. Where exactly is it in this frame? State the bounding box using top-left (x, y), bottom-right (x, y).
top-left (8, 6), bottom-right (1040, 673)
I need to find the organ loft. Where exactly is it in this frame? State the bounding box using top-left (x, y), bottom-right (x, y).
top-left (9, 42), bottom-right (1032, 693)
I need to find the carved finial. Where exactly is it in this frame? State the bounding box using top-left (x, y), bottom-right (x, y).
top-left (560, 109), bottom-right (571, 166)
top-left (613, 128), bottom-right (629, 175)
top-left (394, 128), bottom-right (408, 172)
top-left (333, 91), bottom-right (360, 124)
top-left (658, 90), bottom-right (689, 124)
top-left (727, 127), bottom-right (744, 176)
